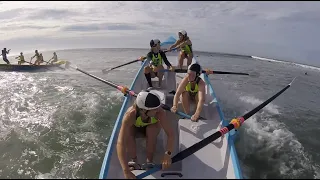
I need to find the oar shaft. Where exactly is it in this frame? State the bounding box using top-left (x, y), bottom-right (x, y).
top-left (69, 65), bottom-right (136, 96)
top-left (76, 67), bottom-right (117, 89)
top-left (161, 69), bottom-right (249, 76)
top-left (208, 71), bottom-right (249, 75)
top-left (110, 59), bottom-right (140, 70)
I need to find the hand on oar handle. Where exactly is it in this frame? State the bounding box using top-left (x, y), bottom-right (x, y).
top-left (138, 56), bottom-right (146, 61)
top-left (169, 66), bottom-right (175, 72)
top-left (170, 105), bottom-right (178, 113)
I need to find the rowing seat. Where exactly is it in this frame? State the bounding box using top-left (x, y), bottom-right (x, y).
top-left (178, 119), bottom-right (231, 179)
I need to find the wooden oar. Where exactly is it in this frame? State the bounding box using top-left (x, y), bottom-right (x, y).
top-left (65, 61), bottom-right (205, 120)
top-left (136, 77), bottom-right (296, 179)
top-left (161, 69), bottom-right (260, 77)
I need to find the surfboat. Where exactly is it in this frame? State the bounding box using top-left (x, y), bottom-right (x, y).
top-left (99, 42), bottom-right (243, 179)
top-left (0, 60), bottom-right (66, 72)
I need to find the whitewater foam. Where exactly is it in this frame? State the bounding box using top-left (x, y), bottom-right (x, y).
top-left (236, 92), bottom-right (319, 178)
top-left (240, 112), bottom-right (318, 178)
top-left (239, 95), bottom-right (280, 115)
top-left (251, 56), bottom-right (320, 72)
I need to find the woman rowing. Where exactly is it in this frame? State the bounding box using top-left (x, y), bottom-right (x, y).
top-left (30, 50), bottom-right (40, 65)
top-left (38, 53), bottom-right (44, 65)
top-left (48, 52), bottom-right (58, 64)
top-left (144, 39), bottom-right (174, 89)
top-left (168, 30), bottom-right (193, 69)
top-left (171, 63), bottom-right (205, 122)
top-left (15, 52), bottom-right (26, 65)
top-left (117, 90), bottom-right (174, 179)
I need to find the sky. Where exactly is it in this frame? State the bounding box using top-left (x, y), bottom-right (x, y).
top-left (1, 1), bottom-right (320, 66)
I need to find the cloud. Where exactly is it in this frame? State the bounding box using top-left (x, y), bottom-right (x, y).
top-left (61, 23), bottom-right (138, 32)
top-left (0, 1), bottom-right (320, 66)
top-left (0, 8), bottom-right (22, 20)
top-left (0, 25), bottom-right (59, 31)
top-left (27, 9), bottom-right (79, 20)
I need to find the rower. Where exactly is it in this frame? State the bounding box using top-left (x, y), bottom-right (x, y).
top-left (116, 90), bottom-right (174, 179)
top-left (39, 53), bottom-right (44, 65)
top-left (1, 48), bottom-right (11, 64)
top-left (48, 52), bottom-right (58, 64)
top-left (30, 50), bottom-right (40, 65)
top-left (171, 63), bottom-right (206, 122)
top-left (168, 30), bottom-right (193, 69)
top-left (144, 39), bottom-right (174, 89)
top-left (15, 52), bottom-right (26, 65)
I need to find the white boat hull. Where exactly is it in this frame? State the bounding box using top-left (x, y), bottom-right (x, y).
top-left (99, 54), bottom-right (242, 179)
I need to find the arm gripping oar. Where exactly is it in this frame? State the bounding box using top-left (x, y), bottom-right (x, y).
top-left (136, 77), bottom-right (296, 179)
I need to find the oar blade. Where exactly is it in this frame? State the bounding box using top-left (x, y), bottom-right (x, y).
top-left (65, 61), bottom-right (76, 70)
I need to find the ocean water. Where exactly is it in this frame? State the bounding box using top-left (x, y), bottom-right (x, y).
top-left (0, 48), bottom-right (319, 179)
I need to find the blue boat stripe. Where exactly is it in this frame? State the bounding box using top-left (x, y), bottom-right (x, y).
top-left (203, 73), bottom-right (243, 179)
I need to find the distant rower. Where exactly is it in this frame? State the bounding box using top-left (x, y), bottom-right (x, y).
top-left (39, 53), bottom-right (44, 65)
top-left (48, 52), bottom-right (58, 64)
top-left (30, 50), bottom-right (40, 65)
top-left (1, 48), bottom-right (11, 64)
top-left (15, 52), bottom-right (26, 65)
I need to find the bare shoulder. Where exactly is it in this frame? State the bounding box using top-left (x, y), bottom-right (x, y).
top-left (199, 78), bottom-right (206, 88)
top-left (123, 106), bottom-right (136, 124)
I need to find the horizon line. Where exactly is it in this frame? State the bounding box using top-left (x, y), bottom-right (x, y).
top-left (6, 47), bottom-right (320, 69)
